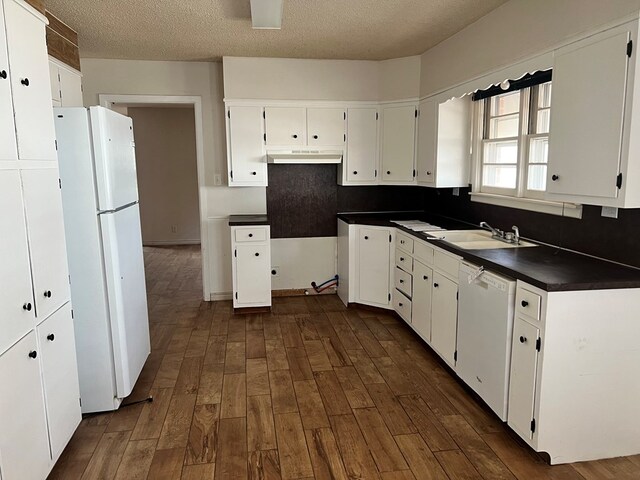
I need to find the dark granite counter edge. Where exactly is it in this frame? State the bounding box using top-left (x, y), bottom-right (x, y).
top-left (337, 212), bottom-right (640, 293)
top-left (229, 214), bottom-right (270, 226)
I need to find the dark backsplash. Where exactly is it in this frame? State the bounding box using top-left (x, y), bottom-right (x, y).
top-left (266, 166), bottom-right (640, 268)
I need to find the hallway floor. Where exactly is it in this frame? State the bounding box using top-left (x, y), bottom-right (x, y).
top-left (49, 245), bottom-right (640, 479)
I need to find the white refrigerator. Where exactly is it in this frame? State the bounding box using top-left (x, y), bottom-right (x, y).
top-left (54, 106), bottom-right (151, 413)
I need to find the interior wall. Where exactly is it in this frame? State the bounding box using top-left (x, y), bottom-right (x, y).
top-left (420, 0), bottom-right (640, 97)
top-left (128, 107), bottom-right (200, 245)
top-left (80, 58), bottom-right (267, 298)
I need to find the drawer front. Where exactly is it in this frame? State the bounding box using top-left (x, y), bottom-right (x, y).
top-left (394, 266), bottom-right (413, 298)
top-left (414, 240), bottom-right (434, 265)
top-left (234, 226), bottom-right (268, 243)
top-left (396, 232), bottom-right (414, 254)
top-left (395, 249), bottom-right (413, 273)
top-left (434, 249), bottom-right (460, 280)
top-left (393, 289), bottom-right (412, 323)
top-left (516, 287), bottom-right (541, 321)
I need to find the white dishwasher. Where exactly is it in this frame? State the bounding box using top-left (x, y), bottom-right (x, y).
top-left (457, 262), bottom-right (516, 421)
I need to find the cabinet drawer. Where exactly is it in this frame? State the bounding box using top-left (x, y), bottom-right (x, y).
top-left (414, 240), bottom-right (434, 265)
top-left (396, 232), bottom-right (414, 254)
top-left (395, 249), bottom-right (413, 273)
top-left (394, 266), bottom-right (412, 298)
top-left (516, 287), bottom-right (541, 321)
top-left (234, 227), bottom-right (268, 243)
top-left (393, 289), bottom-right (412, 323)
top-left (434, 249), bottom-right (459, 280)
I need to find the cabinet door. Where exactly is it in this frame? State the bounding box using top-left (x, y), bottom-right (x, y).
top-left (307, 107), bottom-right (345, 146)
top-left (345, 108), bottom-right (378, 183)
top-left (0, 3), bottom-right (17, 161)
top-left (381, 105), bottom-right (416, 183)
top-left (59, 67), bottom-right (83, 107)
top-left (430, 272), bottom-right (458, 366)
top-left (227, 106), bottom-right (267, 186)
top-left (21, 168), bottom-right (70, 320)
top-left (417, 98), bottom-right (437, 185)
top-left (508, 318), bottom-right (540, 441)
top-left (265, 107), bottom-right (306, 146)
top-left (4, 0), bottom-right (56, 160)
top-left (49, 61), bottom-right (61, 104)
top-left (0, 170), bottom-right (35, 354)
top-left (547, 30), bottom-right (630, 199)
top-left (235, 244), bottom-right (271, 306)
top-left (38, 303), bottom-right (81, 461)
top-left (0, 331), bottom-right (51, 480)
top-left (412, 261), bottom-right (433, 341)
top-left (357, 227), bottom-right (391, 307)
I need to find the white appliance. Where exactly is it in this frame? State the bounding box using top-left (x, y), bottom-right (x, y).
top-left (54, 106), bottom-right (150, 413)
top-left (457, 262), bottom-right (516, 421)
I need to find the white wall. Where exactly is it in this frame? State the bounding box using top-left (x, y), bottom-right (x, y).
top-left (81, 59), bottom-right (266, 298)
top-left (419, 0), bottom-right (640, 97)
top-left (271, 238), bottom-right (337, 290)
top-left (378, 56), bottom-right (421, 101)
top-left (128, 107), bottom-right (200, 245)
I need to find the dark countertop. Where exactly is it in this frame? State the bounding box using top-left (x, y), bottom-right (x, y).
top-left (229, 214), bottom-right (270, 226)
top-left (338, 212), bottom-right (640, 292)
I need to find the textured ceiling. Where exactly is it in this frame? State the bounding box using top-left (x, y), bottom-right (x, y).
top-left (45, 0), bottom-right (508, 62)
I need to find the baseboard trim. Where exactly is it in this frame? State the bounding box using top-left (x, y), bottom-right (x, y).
top-left (143, 240), bottom-right (201, 246)
top-left (211, 292), bottom-right (232, 301)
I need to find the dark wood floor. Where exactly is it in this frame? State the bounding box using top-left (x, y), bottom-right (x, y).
top-left (49, 245), bottom-right (640, 480)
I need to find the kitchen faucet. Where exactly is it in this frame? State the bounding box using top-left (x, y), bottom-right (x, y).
top-left (480, 222), bottom-right (521, 244)
top-left (480, 221), bottom-right (503, 238)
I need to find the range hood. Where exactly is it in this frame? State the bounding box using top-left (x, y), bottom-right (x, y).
top-left (267, 150), bottom-right (343, 164)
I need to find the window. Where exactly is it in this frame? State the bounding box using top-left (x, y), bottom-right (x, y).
top-left (473, 71), bottom-right (552, 200)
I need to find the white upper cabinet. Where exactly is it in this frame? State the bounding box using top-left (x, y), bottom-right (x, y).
top-left (4, 0), bottom-right (56, 161)
top-left (21, 168), bottom-right (71, 321)
top-left (226, 106), bottom-right (267, 186)
top-left (0, 2), bottom-right (17, 161)
top-left (0, 169), bottom-right (35, 354)
top-left (417, 96), bottom-right (470, 188)
top-left (546, 21), bottom-right (640, 207)
top-left (380, 103), bottom-right (417, 184)
top-left (49, 59), bottom-right (83, 108)
top-left (265, 107), bottom-right (306, 146)
top-left (307, 107), bottom-right (345, 146)
top-left (339, 107), bottom-right (378, 185)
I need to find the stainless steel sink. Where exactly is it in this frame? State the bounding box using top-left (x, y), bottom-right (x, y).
top-left (425, 230), bottom-right (537, 250)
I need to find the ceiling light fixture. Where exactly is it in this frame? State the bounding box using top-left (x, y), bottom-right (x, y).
top-left (250, 0), bottom-right (283, 29)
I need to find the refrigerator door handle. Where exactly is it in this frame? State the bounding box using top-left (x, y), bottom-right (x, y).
top-left (98, 201), bottom-right (138, 216)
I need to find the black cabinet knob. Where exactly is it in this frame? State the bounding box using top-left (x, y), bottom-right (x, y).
top-left (423, 275), bottom-right (428, 280)
top-left (29, 350), bottom-right (37, 359)
top-left (400, 240), bottom-right (405, 244)
top-left (551, 174), bottom-right (559, 181)
top-left (427, 171), bottom-right (432, 175)
top-left (23, 302), bottom-right (32, 311)
top-left (0, 70), bottom-right (6, 79)
top-left (292, 134), bottom-right (298, 139)
top-left (47, 334), bottom-right (55, 341)
top-left (255, 252), bottom-right (260, 256)
top-left (248, 233), bottom-right (253, 238)
top-left (251, 171), bottom-right (257, 175)
top-left (521, 300), bottom-right (529, 307)
top-left (44, 290), bottom-right (52, 298)
top-left (364, 236), bottom-right (368, 240)
top-left (21, 78), bottom-right (29, 86)
top-left (399, 303), bottom-right (403, 307)
top-left (434, 283), bottom-right (439, 288)
top-left (386, 171), bottom-right (391, 175)
top-left (400, 257), bottom-right (405, 261)
top-left (353, 171), bottom-right (358, 175)
top-left (313, 135), bottom-right (318, 139)
top-left (399, 279), bottom-right (404, 284)
top-left (519, 336), bottom-right (527, 344)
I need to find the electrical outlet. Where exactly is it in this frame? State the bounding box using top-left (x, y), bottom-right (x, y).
top-left (452, 187), bottom-right (460, 197)
top-left (601, 206), bottom-right (618, 219)
top-left (170, 225), bottom-right (178, 233)
top-left (214, 174), bottom-right (222, 186)
top-left (271, 266), bottom-right (280, 277)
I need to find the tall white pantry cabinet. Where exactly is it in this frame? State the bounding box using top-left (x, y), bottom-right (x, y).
top-left (0, 1), bottom-right (81, 480)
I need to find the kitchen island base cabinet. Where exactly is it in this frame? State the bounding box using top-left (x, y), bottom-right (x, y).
top-left (508, 281), bottom-right (640, 464)
top-left (231, 225), bottom-right (272, 309)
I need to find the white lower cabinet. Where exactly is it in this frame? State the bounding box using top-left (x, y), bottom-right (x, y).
top-left (356, 226), bottom-right (393, 308)
top-left (411, 260), bottom-right (433, 341)
top-left (0, 331), bottom-right (51, 480)
top-left (231, 225), bottom-right (272, 308)
top-left (430, 271), bottom-right (458, 366)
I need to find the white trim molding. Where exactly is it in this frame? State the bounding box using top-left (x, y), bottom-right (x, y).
top-left (98, 94), bottom-right (211, 300)
top-left (469, 192), bottom-right (583, 219)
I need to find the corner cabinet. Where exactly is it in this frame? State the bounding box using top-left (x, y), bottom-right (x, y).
top-left (230, 223), bottom-right (272, 309)
top-left (546, 20), bottom-right (640, 207)
top-left (0, 2), bottom-right (81, 479)
top-left (416, 96), bottom-right (470, 187)
top-left (380, 103), bottom-right (417, 184)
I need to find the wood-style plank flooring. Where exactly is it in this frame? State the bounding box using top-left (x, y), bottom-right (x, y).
top-left (49, 245), bottom-right (640, 479)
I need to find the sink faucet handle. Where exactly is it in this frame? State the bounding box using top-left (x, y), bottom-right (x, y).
top-left (512, 225), bottom-right (520, 243)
